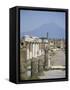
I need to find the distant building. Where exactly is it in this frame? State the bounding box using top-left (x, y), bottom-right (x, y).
top-left (48, 39), bottom-right (65, 49)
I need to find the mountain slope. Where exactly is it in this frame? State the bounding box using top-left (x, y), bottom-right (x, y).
top-left (21, 23), bottom-right (65, 39)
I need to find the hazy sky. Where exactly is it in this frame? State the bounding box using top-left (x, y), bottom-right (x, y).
top-left (20, 10), bottom-right (65, 37)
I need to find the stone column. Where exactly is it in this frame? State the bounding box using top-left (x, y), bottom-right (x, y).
top-left (34, 43), bottom-right (36, 58)
top-left (48, 53), bottom-right (51, 68)
top-left (34, 43), bottom-right (37, 58)
top-left (31, 58), bottom-right (38, 78)
top-left (38, 58), bottom-right (44, 75)
top-left (44, 48), bottom-right (48, 69)
top-left (20, 47), bottom-right (27, 80)
top-left (29, 42), bottom-right (33, 59)
top-left (33, 43), bottom-right (34, 58)
top-left (27, 43), bottom-right (30, 60)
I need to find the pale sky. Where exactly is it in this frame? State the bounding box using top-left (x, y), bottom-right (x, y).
top-left (20, 10), bottom-right (65, 38)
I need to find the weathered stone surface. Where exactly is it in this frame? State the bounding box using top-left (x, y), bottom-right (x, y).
top-left (43, 49), bottom-right (48, 69)
top-left (31, 58), bottom-right (38, 77)
top-left (20, 48), bottom-right (28, 80)
top-left (38, 59), bottom-right (43, 75)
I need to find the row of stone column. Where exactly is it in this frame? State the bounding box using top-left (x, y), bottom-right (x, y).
top-left (20, 44), bottom-right (51, 80)
top-left (20, 47), bottom-right (28, 80)
top-left (27, 43), bottom-right (43, 60)
top-left (31, 49), bottom-right (51, 78)
top-left (31, 57), bottom-right (44, 78)
top-left (20, 51), bottom-right (44, 79)
top-left (20, 53), bottom-right (44, 79)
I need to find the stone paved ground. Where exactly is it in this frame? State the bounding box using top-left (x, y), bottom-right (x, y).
top-left (39, 49), bottom-right (65, 79)
top-left (39, 70), bottom-right (65, 79)
top-left (51, 49), bottom-right (65, 66)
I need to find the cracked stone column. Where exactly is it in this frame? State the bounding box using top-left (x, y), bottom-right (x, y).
top-left (48, 51), bottom-right (51, 68)
top-left (20, 47), bottom-right (27, 80)
top-left (44, 48), bottom-right (48, 69)
top-left (38, 58), bottom-right (44, 75)
top-left (31, 58), bottom-right (38, 78)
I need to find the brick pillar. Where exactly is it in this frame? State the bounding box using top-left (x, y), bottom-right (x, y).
top-left (20, 47), bottom-right (27, 80)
